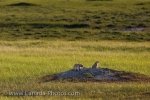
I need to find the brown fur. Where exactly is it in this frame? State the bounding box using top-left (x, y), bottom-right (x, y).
top-left (73, 64), bottom-right (83, 71)
top-left (92, 61), bottom-right (99, 69)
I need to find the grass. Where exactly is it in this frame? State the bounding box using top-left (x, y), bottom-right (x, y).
top-left (0, 0), bottom-right (150, 41)
top-left (0, 0), bottom-right (150, 99)
top-left (0, 40), bottom-right (150, 99)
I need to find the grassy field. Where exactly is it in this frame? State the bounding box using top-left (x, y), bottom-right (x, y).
top-left (0, 0), bottom-right (150, 41)
top-left (0, 0), bottom-right (150, 100)
top-left (0, 40), bottom-right (150, 99)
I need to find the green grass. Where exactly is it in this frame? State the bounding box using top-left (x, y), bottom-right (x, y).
top-left (0, 0), bottom-right (150, 41)
top-left (0, 40), bottom-right (150, 99)
top-left (0, 0), bottom-right (150, 99)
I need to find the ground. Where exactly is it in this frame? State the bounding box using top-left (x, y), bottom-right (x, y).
top-left (0, 0), bottom-right (150, 100)
top-left (41, 67), bottom-right (150, 82)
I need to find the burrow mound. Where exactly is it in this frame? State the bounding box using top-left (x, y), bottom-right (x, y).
top-left (7, 2), bottom-right (38, 7)
top-left (41, 68), bottom-right (150, 82)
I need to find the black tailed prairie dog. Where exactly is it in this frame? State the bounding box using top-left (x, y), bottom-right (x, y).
top-left (73, 64), bottom-right (84, 71)
top-left (92, 61), bottom-right (99, 69)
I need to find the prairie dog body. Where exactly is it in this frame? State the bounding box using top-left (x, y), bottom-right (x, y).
top-left (92, 61), bottom-right (99, 69)
top-left (73, 64), bottom-right (83, 71)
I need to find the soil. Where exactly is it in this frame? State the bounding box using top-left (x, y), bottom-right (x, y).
top-left (7, 2), bottom-right (38, 6)
top-left (41, 68), bottom-right (150, 82)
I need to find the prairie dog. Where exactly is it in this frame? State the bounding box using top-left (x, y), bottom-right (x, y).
top-left (73, 64), bottom-right (83, 71)
top-left (92, 61), bottom-right (99, 69)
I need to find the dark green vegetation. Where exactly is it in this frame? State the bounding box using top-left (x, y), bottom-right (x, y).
top-left (0, 0), bottom-right (150, 41)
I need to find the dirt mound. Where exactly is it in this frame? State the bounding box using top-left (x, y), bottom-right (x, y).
top-left (41, 68), bottom-right (150, 82)
top-left (7, 2), bottom-right (38, 7)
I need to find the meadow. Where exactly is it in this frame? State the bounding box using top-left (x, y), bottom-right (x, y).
top-left (0, 0), bottom-right (150, 41)
top-left (0, 0), bottom-right (150, 99)
top-left (0, 40), bottom-right (150, 99)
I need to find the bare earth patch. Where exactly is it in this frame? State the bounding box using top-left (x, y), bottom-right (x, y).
top-left (41, 68), bottom-right (150, 82)
top-left (7, 2), bottom-right (38, 7)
